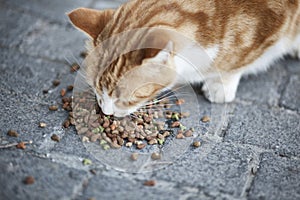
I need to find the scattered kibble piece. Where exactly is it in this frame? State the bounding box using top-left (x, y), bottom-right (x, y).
top-left (151, 152), bottom-right (161, 160)
top-left (201, 116), bottom-right (210, 123)
top-left (60, 89), bottom-right (66, 97)
top-left (193, 141), bottom-right (201, 147)
top-left (67, 85), bottom-right (74, 91)
top-left (70, 63), bottom-right (80, 72)
top-left (184, 130), bottom-right (193, 137)
top-left (63, 120), bottom-right (70, 128)
top-left (176, 132), bottom-right (185, 139)
top-left (23, 176), bottom-right (35, 185)
top-left (16, 142), bottom-right (26, 149)
top-left (143, 180), bottom-right (156, 186)
top-left (52, 79), bottom-right (60, 87)
top-left (49, 105), bottom-right (58, 111)
top-left (80, 51), bottom-right (88, 58)
top-left (82, 158), bottom-right (92, 165)
top-left (51, 134), bottom-right (60, 142)
top-left (39, 122), bottom-right (47, 128)
top-left (7, 130), bottom-right (19, 137)
top-left (130, 153), bottom-right (139, 161)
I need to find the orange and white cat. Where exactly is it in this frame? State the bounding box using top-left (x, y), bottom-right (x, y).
top-left (68, 0), bottom-right (300, 117)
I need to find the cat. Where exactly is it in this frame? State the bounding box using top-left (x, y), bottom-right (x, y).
top-left (68, 0), bottom-right (300, 117)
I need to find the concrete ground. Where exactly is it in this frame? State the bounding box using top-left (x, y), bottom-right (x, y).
top-left (0, 0), bottom-right (300, 199)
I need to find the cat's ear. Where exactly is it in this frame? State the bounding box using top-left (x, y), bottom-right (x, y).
top-left (147, 41), bottom-right (174, 64)
top-left (67, 8), bottom-right (114, 40)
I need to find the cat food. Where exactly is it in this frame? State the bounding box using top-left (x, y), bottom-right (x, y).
top-left (60, 89), bottom-right (66, 97)
top-left (7, 130), bottom-right (19, 137)
top-left (143, 180), bottom-right (156, 186)
top-left (49, 105), bottom-right (58, 111)
top-left (71, 91), bottom-right (194, 152)
top-left (39, 122), bottom-right (47, 128)
top-left (51, 134), bottom-right (60, 142)
top-left (193, 141), bottom-right (201, 147)
top-left (201, 116), bottom-right (210, 123)
top-left (23, 176), bottom-right (35, 185)
top-left (16, 142), bottom-right (26, 149)
top-left (52, 79), bottom-right (60, 87)
top-left (82, 158), bottom-right (92, 165)
top-left (151, 152), bottom-right (161, 160)
top-left (67, 85), bottom-right (74, 91)
top-left (130, 153), bottom-right (139, 161)
top-left (70, 63), bottom-right (80, 72)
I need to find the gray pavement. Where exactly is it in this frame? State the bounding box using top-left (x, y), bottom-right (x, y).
top-left (0, 0), bottom-right (300, 199)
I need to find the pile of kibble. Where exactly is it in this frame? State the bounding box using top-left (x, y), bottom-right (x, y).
top-left (72, 92), bottom-right (194, 150)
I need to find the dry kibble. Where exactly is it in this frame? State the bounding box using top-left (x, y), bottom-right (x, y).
top-left (7, 130), bottom-right (19, 137)
top-left (23, 176), bottom-right (35, 185)
top-left (69, 90), bottom-right (195, 150)
top-left (63, 120), bottom-right (70, 128)
top-left (80, 51), bottom-right (88, 58)
top-left (171, 121), bottom-right (181, 128)
top-left (67, 85), bottom-right (74, 91)
top-left (143, 180), bottom-right (156, 186)
top-left (193, 141), bottom-right (201, 147)
top-left (39, 122), bottom-right (47, 128)
top-left (151, 152), bottom-right (161, 160)
top-left (16, 142), bottom-right (26, 149)
top-left (130, 153), bottom-right (139, 161)
top-left (137, 143), bottom-right (146, 149)
top-left (184, 130), bottom-right (193, 137)
top-left (51, 134), bottom-right (60, 142)
top-left (60, 89), bottom-right (66, 97)
top-left (70, 63), bottom-right (80, 72)
top-left (201, 116), bottom-right (210, 123)
top-left (49, 105), bottom-right (58, 111)
top-left (176, 132), bottom-right (185, 139)
top-left (52, 79), bottom-right (60, 87)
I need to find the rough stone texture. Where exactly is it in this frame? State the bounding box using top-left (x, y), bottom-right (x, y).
top-left (0, 0), bottom-right (300, 200)
top-left (224, 104), bottom-right (300, 157)
top-left (248, 153), bottom-right (300, 200)
top-left (280, 75), bottom-right (300, 112)
top-left (0, 150), bottom-right (88, 200)
top-left (153, 142), bottom-right (254, 198)
top-left (236, 61), bottom-right (288, 106)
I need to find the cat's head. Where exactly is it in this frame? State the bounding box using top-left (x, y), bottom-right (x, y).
top-left (68, 8), bottom-right (176, 117)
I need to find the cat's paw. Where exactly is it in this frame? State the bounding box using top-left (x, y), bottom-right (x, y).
top-left (202, 81), bottom-right (236, 103)
top-left (202, 73), bottom-right (241, 103)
